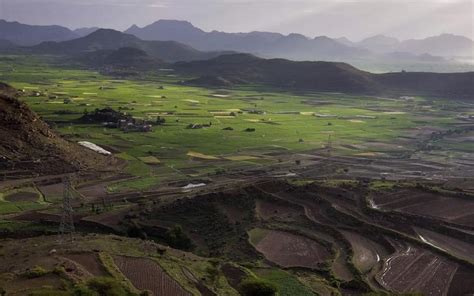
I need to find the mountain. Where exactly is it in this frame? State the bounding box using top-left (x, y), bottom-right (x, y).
top-left (175, 53), bottom-right (474, 98)
top-left (127, 20), bottom-right (473, 62)
top-left (0, 19), bottom-right (78, 46)
top-left (126, 20), bottom-right (206, 44)
top-left (355, 34), bottom-right (474, 57)
top-left (125, 20), bottom-right (368, 61)
top-left (335, 37), bottom-right (355, 47)
top-left (74, 27), bottom-right (100, 37)
top-left (0, 82), bottom-right (114, 174)
top-left (0, 39), bottom-right (16, 49)
top-left (175, 53), bottom-right (379, 93)
top-left (357, 35), bottom-right (400, 53)
top-left (76, 47), bottom-right (163, 70)
top-left (31, 29), bottom-right (232, 63)
top-left (263, 35), bottom-right (371, 61)
top-left (397, 34), bottom-right (474, 57)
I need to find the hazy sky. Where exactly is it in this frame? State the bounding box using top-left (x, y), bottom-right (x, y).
top-left (0, 0), bottom-right (472, 40)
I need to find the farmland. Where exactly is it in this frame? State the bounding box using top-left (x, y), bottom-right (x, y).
top-left (2, 55), bottom-right (470, 192)
top-left (1, 54), bottom-right (474, 296)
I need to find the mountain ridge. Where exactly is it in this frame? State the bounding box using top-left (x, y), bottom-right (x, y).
top-left (30, 29), bottom-right (233, 63)
top-left (127, 20), bottom-right (474, 59)
top-left (0, 19), bottom-right (78, 46)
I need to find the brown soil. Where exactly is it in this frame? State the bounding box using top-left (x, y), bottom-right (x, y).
top-left (414, 227), bottom-right (474, 262)
top-left (63, 253), bottom-right (108, 276)
top-left (254, 230), bottom-right (330, 269)
top-left (372, 190), bottom-right (474, 226)
top-left (448, 266), bottom-right (474, 296)
top-left (38, 182), bottom-right (64, 201)
top-left (3, 274), bottom-right (64, 295)
top-left (376, 243), bottom-right (458, 295)
top-left (4, 191), bottom-right (39, 202)
top-left (113, 255), bottom-right (191, 296)
top-left (340, 230), bottom-right (390, 274)
top-left (221, 263), bottom-right (247, 291)
top-left (255, 199), bottom-right (303, 222)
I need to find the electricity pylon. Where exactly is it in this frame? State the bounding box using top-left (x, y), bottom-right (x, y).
top-left (59, 176), bottom-right (75, 243)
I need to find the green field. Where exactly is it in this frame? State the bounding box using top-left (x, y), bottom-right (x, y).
top-left (0, 55), bottom-right (465, 191)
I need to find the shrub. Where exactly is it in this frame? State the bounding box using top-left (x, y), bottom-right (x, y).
top-left (239, 278), bottom-right (277, 296)
top-left (72, 285), bottom-right (99, 296)
top-left (86, 277), bottom-right (136, 296)
top-left (24, 266), bottom-right (48, 278)
top-left (164, 225), bottom-right (193, 250)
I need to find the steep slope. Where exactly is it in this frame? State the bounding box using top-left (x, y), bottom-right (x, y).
top-left (0, 19), bottom-right (78, 46)
top-left (0, 83), bottom-right (115, 174)
top-left (175, 54), bottom-right (474, 98)
top-left (31, 29), bottom-right (231, 63)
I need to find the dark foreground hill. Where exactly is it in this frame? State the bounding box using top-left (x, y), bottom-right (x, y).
top-left (0, 83), bottom-right (115, 174)
top-left (175, 54), bottom-right (474, 98)
top-left (31, 29), bottom-right (232, 63)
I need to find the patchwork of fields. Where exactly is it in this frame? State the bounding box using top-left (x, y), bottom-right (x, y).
top-left (1, 55), bottom-right (471, 193)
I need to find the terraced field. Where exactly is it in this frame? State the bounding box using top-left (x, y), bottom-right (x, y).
top-left (249, 229), bottom-right (331, 268)
top-left (371, 189), bottom-right (474, 226)
top-left (113, 256), bottom-right (191, 296)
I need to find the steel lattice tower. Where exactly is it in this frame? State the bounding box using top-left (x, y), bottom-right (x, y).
top-left (59, 176), bottom-right (75, 242)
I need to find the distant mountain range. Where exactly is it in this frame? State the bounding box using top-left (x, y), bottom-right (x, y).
top-left (0, 19), bottom-right (78, 46)
top-left (0, 19), bottom-right (473, 73)
top-left (125, 20), bottom-right (372, 61)
top-left (29, 29), bottom-right (232, 63)
top-left (73, 27), bottom-right (100, 37)
top-left (354, 34), bottom-right (474, 57)
top-left (1, 19), bottom-right (473, 60)
top-left (125, 20), bottom-right (474, 59)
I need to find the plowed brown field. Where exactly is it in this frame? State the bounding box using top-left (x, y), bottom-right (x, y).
top-left (253, 230), bottom-right (330, 269)
top-left (113, 256), bottom-right (191, 296)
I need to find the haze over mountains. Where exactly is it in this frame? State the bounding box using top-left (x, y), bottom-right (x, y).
top-left (0, 19), bottom-right (78, 46)
top-left (1, 19), bottom-right (473, 63)
top-left (30, 29), bottom-right (232, 63)
top-left (126, 20), bottom-right (474, 60)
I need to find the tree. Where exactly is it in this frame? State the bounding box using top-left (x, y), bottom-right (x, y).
top-left (239, 278), bottom-right (277, 296)
top-left (156, 116), bottom-right (166, 125)
top-left (165, 225), bottom-right (193, 250)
